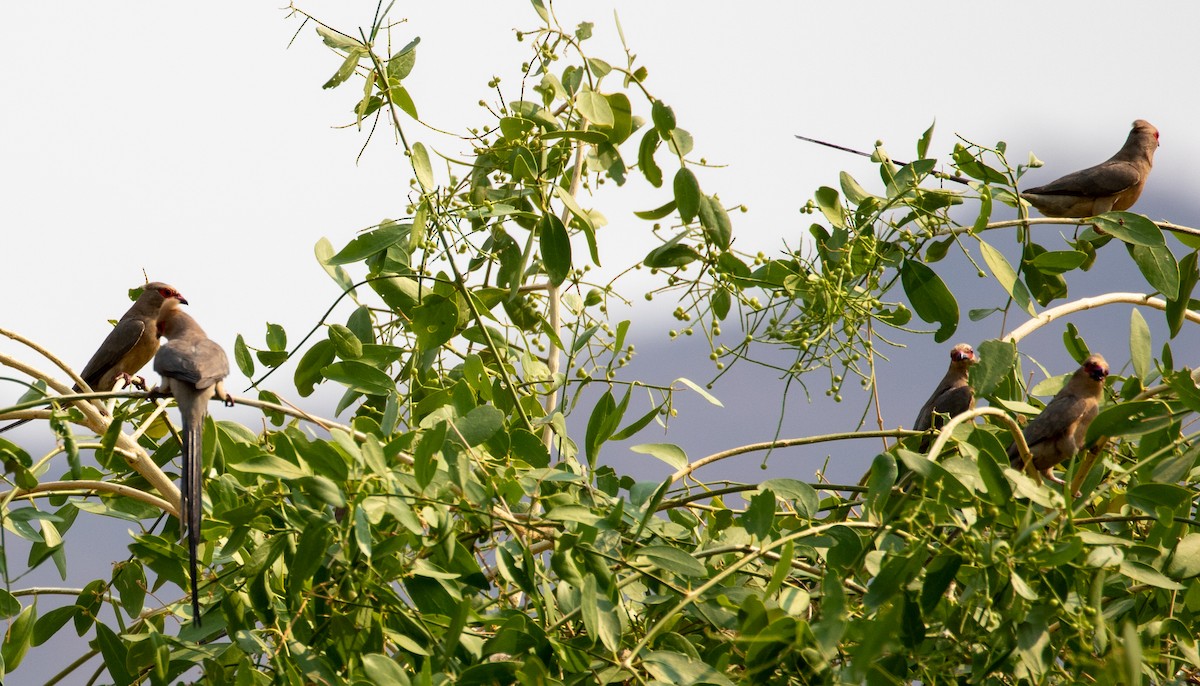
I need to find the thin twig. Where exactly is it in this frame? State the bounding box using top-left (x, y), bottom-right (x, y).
top-left (793, 134), bottom-right (970, 186)
top-left (669, 429), bottom-right (919, 485)
top-left (1005, 293), bottom-right (1199, 345)
top-left (1, 480), bottom-right (174, 514)
top-left (923, 406), bottom-right (1035, 478)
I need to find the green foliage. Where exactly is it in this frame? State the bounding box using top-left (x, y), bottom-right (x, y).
top-left (3, 3), bottom-right (1200, 685)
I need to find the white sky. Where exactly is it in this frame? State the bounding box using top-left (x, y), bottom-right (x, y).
top-left (4, 2), bottom-right (1199, 369)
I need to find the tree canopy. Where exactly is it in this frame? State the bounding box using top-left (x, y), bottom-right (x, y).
top-left (3, 3), bottom-right (1200, 684)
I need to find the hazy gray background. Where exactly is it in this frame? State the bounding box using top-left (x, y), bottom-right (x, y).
top-left (3, 1), bottom-right (1200, 681)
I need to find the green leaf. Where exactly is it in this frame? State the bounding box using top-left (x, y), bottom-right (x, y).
top-left (1021, 248), bottom-right (1069, 307)
top-left (1126, 483), bottom-right (1193, 513)
top-left (972, 185), bottom-right (992, 234)
top-left (1, 602), bottom-right (35, 672)
top-left (1129, 309), bottom-right (1151, 380)
top-left (1119, 560), bottom-right (1184, 590)
top-left (294, 340), bottom-right (336, 397)
top-left (360, 652), bottom-right (412, 686)
top-left (673, 168), bottom-right (701, 224)
top-left (389, 85), bottom-right (418, 120)
top-left (969, 339), bottom-right (1016, 396)
top-left (93, 623), bottom-right (132, 681)
top-left (739, 490), bottom-right (775, 539)
top-left (453, 406), bottom-right (504, 447)
top-left (1085, 400), bottom-right (1173, 444)
top-left (0, 590), bottom-right (18, 619)
top-left (633, 545), bottom-right (706, 577)
top-left (1029, 250), bottom-right (1087, 273)
top-left (1092, 212), bottom-right (1165, 247)
top-left (1167, 534), bottom-right (1200, 579)
top-left (321, 361), bottom-right (396, 396)
top-left (644, 239), bottom-right (700, 269)
top-left (611, 403), bottom-right (662, 441)
top-left (229, 454), bottom-right (309, 480)
top-left (978, 239), bottom-right (1035, 316)
top-left (323, 49), bottom-right (362, 90)
top-left (637, 128), bottom-right (663, 187)
top-left (575, 90), bottom-right (614, 126)
top-left (327, 221), bottom-right (408, 265)
top-left (538, 213), bottom-right (571, 286)
top-left (544, 504), bottom-right (601, 525)
top-left (864, 553), bottom-right (919, 610)
top-left (676, 377), bottom-right (722, 406)
top-left (411, 142), bottom-right (434, 190)
top-left (585, 390), bottom-right (620, 469)
top-left (634, 199), bottom-right (677, 220)
top-left (328, 324), bottom-right (363, 360)
top-left (760, 478), bottom-right (819, 518)
top-left (295, 475), bottom-right (346, 508)
top-left (386, 37), bottom-right (420, 81)
top-left (1063, 322), bottom-right (1090, 362)
top-left (1167, 251), bottom-right (1199, 338)
top-left (603, 92), bottom-right (633, 144)
top-left (840, 171), bottom-right (876, 205)
top-left (952, 144), bottom-right (1007, 184)
top-left (651, 100), bottom-right (676, 133)
top-left (917, 120), bottom-right (935, 159)
top-left (711, 288), bottom-right (731, 320)
top-left (412, 295), bottom-right (460, 350)
top-left (698, 195), bottom-right (732, 249)
top-left (630, 442), bottom-right (687, 470)
top-left (316, 25), bottom-right (363, 52)
top-left (814, 186), bottom-right (846, 229)
top-left (1127, 242), bottom-right (1180, 299)
top-left (315, 236), bottom-right (356, 294)
top-left (31, 605), bottom-right (74, 647)
top-left (900, 259), bottom-right (959, 343)
top-left (925, 237), bottom-right (952, 263)
top-left (643, 651), bottom-right (735, 686)
top-left (413, 422), bottom-right (446, 489)
top-left (354, 506), bottom-right (372, 559)
top-left (410, 198), bottom-right (428, 252)
top-left (553, 185), bottom-right (595, 232)
top-left (233, 334), bottom-right (254, 378)
top-left (920, 553), bottom-right (963, 613)
top-left (540, 129), bottom-right (609, 143)
top-left (265, 323), bottom-right (287, 352)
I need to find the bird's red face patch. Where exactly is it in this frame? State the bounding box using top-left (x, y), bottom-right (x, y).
top-left (157, 287), bottom-right (188, 305)
top-left (951, 345), bottom-right (977, 363)
top-left (1085, 359), bottom-right (1109, 381)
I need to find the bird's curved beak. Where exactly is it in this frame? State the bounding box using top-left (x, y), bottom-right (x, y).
top-left (177, 296), bottom-right (189, 305)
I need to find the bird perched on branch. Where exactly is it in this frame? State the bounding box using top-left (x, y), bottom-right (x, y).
top-left (151, 298), bottom-right (233, 626)
top-left (0, 282), bottom-right (186, 433)
top-left (1007, 354), bottom-right (1108, 485)
top-left (914, 343), bottom-right (979, 450)
top-left (1021, 120), bottom-right (1158, 218)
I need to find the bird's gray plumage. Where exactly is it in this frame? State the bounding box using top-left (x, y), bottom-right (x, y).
top-left (152, 299), bottom-right (232, 627)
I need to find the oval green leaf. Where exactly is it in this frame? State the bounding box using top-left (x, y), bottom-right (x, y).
top-left (673, 168), bottom-right (701, 224)
top-left (322, 361), bottom-right (396, 396)
top-left (630, 442), bottom-right (687, 470)
top-left (539, 213), bottom-right (571, 286)
top-left (900, 260), bottom-right (959, 343)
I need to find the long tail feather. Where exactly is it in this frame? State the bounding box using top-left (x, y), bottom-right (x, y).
top-left (0, 417), bottom-right (33, 434)
top-left (182, 404), bottom-right (206, 627)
